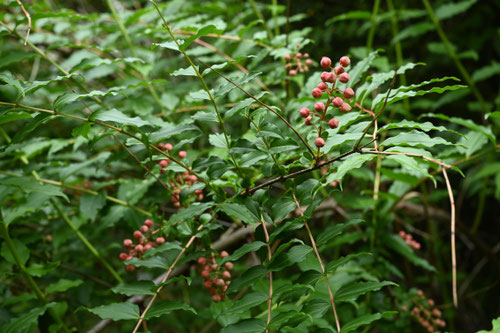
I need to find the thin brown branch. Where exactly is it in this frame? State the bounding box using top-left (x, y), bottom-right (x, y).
top-left (261, 220), bottom-right (273, 331)
top-left (442, 167), bottom-right (457, 308)
top-left (132, 224), bottom-right (204, 333)
top-left (292, 192), bottom-right (341, 332)
top-left (15, 0), bottom-right (31, 45)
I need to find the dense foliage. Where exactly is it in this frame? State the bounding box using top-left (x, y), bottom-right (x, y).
top-left (0, 0), bottom-right (499, 332)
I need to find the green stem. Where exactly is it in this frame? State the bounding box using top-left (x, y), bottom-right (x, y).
top-left (367, 0), bottom-right (381, 51)
top-left (422, 0), bottom-right (489, 114)
top-left (471, 177), bottom-right (488, 233)
top-left (0, 210), bottom-right (70, 332)
top-left (50, 199), bottom-right (124, 283)
top-left (248, 0), bottom-right (274, 40)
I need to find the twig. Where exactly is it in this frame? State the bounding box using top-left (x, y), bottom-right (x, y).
top-left (292, 192), bottom-right (341, 332)
top-left (442, 168), bottom-right (457, 308)
top-left (261, 220), bottom-right (273, 331)
top-left (132, 224), bottom-right (203, 333)
top-left (15, 0), bottom-right (31, 45)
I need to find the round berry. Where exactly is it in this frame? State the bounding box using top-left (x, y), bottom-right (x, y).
top-left (216, 278), bottom-right (225, 287)
top-left (125, 265), bottom-right (135, 272)
top-left (334, 66), bottom-right (344, 75)
top-left (314, 102), bottom-right (325, 112)
top-left (299, 107), bottom-right (310, 118)
top-left (340, 103), bottom-right (352, 113)
top-left (201, 270), bottom-right (210, 278)
top-left (312, 88), bottom-right (322, 98)
top-left (296, 52), bottom-right (303, 58)
top-left (178, 151), bottom-right (187, 159)
top-left (333, 97), bottom-right (343, 108)
top-left (156, 237), bottom-right (165, 245)
top-left (157, 142), bottom-right (165, 150)
top-left (159, 159), bottom-right (169, 168)
top-left (339, 73), bottom-right (350, 83)
top-left (339, 56), bottom-right (351, 67)
top-left (343, 87), bottom-right (355, 99)
top-left (328, 118), bottom-right (339, 129)
top-left (204, 281), bottom-right (212, 288)
top-left (284, 54), bottom-right (292, 61)
top-left (222, 271), bottom-right (231, 279)
top-left (165, 143), bottom-right (173, 151)
top-left (317, 82), bottom-right (328, 91)
top-left (305, 59), bottom-right (313, 66)
top-left (198, 257), bottom-right (207, 265)
top-left (398, 231), bottom-right (406, 238)
top-left (133, 231), bottom-right (142, 239)
top-left (315, 137), bottom-right (325, 147)
top-left (123, 239), bottom-right (133, 247)
top-left (304, 116), bottom-right (312, 126)
top-left (144, 243), bottom-right (152, 251)
top-left (119, 252), bottom-right (128, 261)
top-left (320, 56), bottom-right (332, 68)
top-left (320, 71), bottom-right (330, 82)
top-left (225, 262), bottom-right (234, 270)
top-left (212, 294), bottom-right (221, 302)
top-left (135, 244), bottom-right (144, 253)
top-left (289, 69), bottom-right (297, 76)
top-left (220, 251), bottom-right (229, 258)
top-left (140, 225), bottom-right (149, 233)
top-left (144, 219), bottom-right (153, 227)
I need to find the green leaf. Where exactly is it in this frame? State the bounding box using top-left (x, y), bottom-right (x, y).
top-left (435, 0), bottom-right (478, 20)
top-left (486, 111), bottom-right (500, 120)
top-left (316, 219), bottom-right (364, 246)
top-left (219, 203), bottom-right (258, 225)
top-left (342, 313), bottom-right (383, 333)
top-left (393, 22), bottom-right (434, 43)
top-left (220, 241), bottom-right (266, 265)
top-left (179, 25), bottom-right (221, 51)
top-left (209, 133), bottom-right (229, 149)
top-left (326, 154), bottom-right (375, 184)
top-left (152, 40), bottom-right (184, 52)
top-left (46, 279), bottom-right (83, 294)
top-left (1, 239), bottom-right (30, 266)
top-left (268, 245), bottom-right (312, 271)
top-left (169, 202), bottom-right (212, 224)
top-left (476, 316), bottom-right (500, 333)
top-left (72, 122), bottom-right (92, 138)
top-left (382, 130), bottom-right (453, 148)
top-left (24, 73), bottom-right (84, 94)
top-left (326, 10), bottom-right (372, 25)
top-left (227, 265), bottom-right (267, 294)
top-left (111, 281), bottom-right (156, 296)
top-left (220, 319), bottom-right (266, 333)
top-left (70, 57), bottom-right (144, 72)
top-left (385, 154), bottom-right (432, 179)
top-left (335, 281), bottom-right (397, 302)
top-left (379, 120), bottom-right (449, 133)
top-left (54, 90), bottom-right (125, 109)
top-left (0, 177), bottom-right (68, 205)
top-left (0, 71), bottom-right (24, 100)
top-left (25, 261), bottom-right (60, 277)
top-left (0, 303), bottom-right (55, 333)
top-left (0, 110), bottom-right (32, 125)
top-left (348, 50), bottom-right (378, 87)
top-left (150, 124), bottom-right (200, 142)
top-left (472, 62), bottom-right (500, 82)
top-left (383, 234), bottom-right (436, 271)
top-left (171, 66), bottom-right (198, 76)
top-left (80, 192), bottom-right (106, 220)
top-left (326, 252), bottom-right (371, 273)
top-left (90, 108), bottom-right (151, 127)
top-left (87, 302), bottom-right (140, 321)
top-left (224, 292), bottom-right (268, 316)
top-left (145, 300), bottom-right (197, 319)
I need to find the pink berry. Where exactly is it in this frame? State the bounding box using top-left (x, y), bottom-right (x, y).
top-left (204, 281), bottom-right (212, 288)
top-left (314, 102), bottom-right (325, 112)
top-left (140, 225), bottom-right (149, 233)
top-left (165, 143), bottom-right (173, 151)
top-left (334, 66), bottom-right (344, 75)
top-left (289, 69), bottom-right (297, 76)
top-left (296, 52), bottom-right (303, 58)
top-left (133, 231), bottom-right (142, 239)
top-left (332, 97), bottom-right (343, 108)
top-left (159, 159), bottom-right (169, 168)
top-left (144, 219), bottom-right (153, 227)
top-left (305, 59), bottom-right (312, 66)
top-left (399, 231), bottom-right (406, 238)
top-left (119, 252), bottom-right (128, 261)
top-left (315, 137), bottom-right (325, 147)
top-left (178, 151), bottom-right (186, 158)
top-left (216, 278), bottom-right (225, 287)
top-left (427, 299), bottom-right (435, 306)
top-left (328, 118), bottom-right (339, 129)
top-left (144, 244), bottom-right (152, 251)
top-left (284, 54), bottom-right (292, 61)
top-left (340, 103), bottom-right (352, 113)
top-left (343, 87), bottom-right (355, 99)
top-left (222, 271), bottom-right (231, 279)
top-left (198, 257), bottom-right (206, 265)
top-left (304, 116), bottom-right (312, 126)
top-left (201, 270), bottom-right (210, 278)
top-left (125, 265), bottom-right (135, 272)
top-left (317, 82), bottom-right (328, 91)
top-left (135, 244), bottom-right (144, 253)
top-left (123, 239), bottom-right (133, 247)
top-left (311, 88), bottom-right (322, 98)
top-left (320, 56), bottom-right (332, 68)
top-left (320, 71), bottom-right (330, 82)
top-left (339, 73), bottom-right (350, 83)
top-left (339, 56), bottom-right (351, 67)
top-left (220, 251), bottom-right (229, 258)
top-left (156, 237), bottom-right (165, 245)
top-left (212, 294), bottom-right (221, 302)
top-left (299, 107), bottom-right (310, 118)
top-left (225, 262), bottom-right (234, 270)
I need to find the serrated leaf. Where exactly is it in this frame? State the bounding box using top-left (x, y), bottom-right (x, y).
top-left (316, 219), bottom-right (364, 246)
top-left (145, 301), bottom-right (197, 319)
top-left (46, 279), bottom-right (83, 294)
top-left (0, 110), bottom-right (32, 125)
top-left (0, 177), bottom-right (68, 204)
top-left (220, 241), bottom-right (266, 265)
top-left (382, 130), bottom-right (453, 148)
top-left (379, 120), bottom-right (449, 133)
top-left (80, 192), bottom-right (106, 221)
top-left (220, 319), bottom-right (266, 333)
top-left (0, 303), bottom-right (55, 333)
top-left (209, 133), bottom-right (229, 148)
top-left (171, 66), bottom-right (198, 76)
top-left (152, 40), bottom-right (184, 51)
top-left (226, 265), bottom-right (267, 294)
top-left (335, 281), bottom-right (396, 302)
top-left (326, 252), bottom-right (371, 273)
top-left (326, 154), bottom-right (375, 184)
top-left (70, 57), bottom-right (144, 72)
top-left (25, 261), bottom-right (60, 277)
top-left (267, 245), bottom-right (312, 271)
top-left (169, 202), bottom-right (213, 224)
top-left (342, 313), bottom-right (383, 333)
top-left (435, 0), bottom-right (477, 20)
top-left (0, 71), bottom-right (24, 100)
top-left (1, 239), bottom-right (30, 266)
top-left (224, 292), bottom-right (268, 316)
top-left (179, 25), bottom-right (221, 51)
top-left (111, 281), bottom-right (156, 296)
top-left (219, 203), bottom-right (258, 225)
top-left (87, 302), bottom-right (140, 321)
top-left (90, 108), bottom-right (151, 127)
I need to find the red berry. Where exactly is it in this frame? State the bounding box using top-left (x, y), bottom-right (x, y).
top-left (299, 107), bottom-right (310, 118)
top-left (320, 56), bottom-right (332, 68)
top-left (304, 116), bottom-right (312, 126)
top-left (204, 281), bottom-right (212, 288)
top-left (315, 137), bottom-right (325, 147)
top-left (333, 97), bottom-right (343, 108)
top-left (328, 118), bottom-right (339, 129)
top-left (159, 159), bottom-right (169, 168)
top-left (135, 244), bottom-right (144, 253)
top-left (305, 59), bottom-right (312, 66)
top-left (211, 263), bottom-right (218, 270)
top-left (198, 257), bottom-right (207, 265)
top-left (165, 143), bottom-right (173, 151)
top-left (339, 73), bottom-right (350, 83)
top-left (289, 69), bottom-right (297, 76)
top-left (178, 151), bottom-right (187, 158)
top-left (314, 102), bottom-right (325, 112)
top-left (119, 252), bottom-right (128, 261)
top-left (133, 231), bottom-right (142, 239)
top-left (156, 237), bottom-right (165, 245)
top-left (144, 244), bottom-right (152, 251)
top-left (225, 262), bottom-right (234, 270)
top-left (334, 66), bottom-right (344, 75)
top-left (340, 103), bottom-right (352, 113)
top-left (220, 251), bottom-right (229, 258)
top-left (201, 270), bottom-right (210, 278)
top-left (123, 239), bottom-right (133, 247)
top-left (144, 219), bottom-right (153, 227)
top-left (212, 294), bottom-right (221, 302)
top-left (140, 225), bottom-right (149, 233)
top-left (339, 56), bottom-right (351, 67)
top-left (399, 231), bottom-right (406, 238)
top-left (125, 265), bottom-right (135, 272)
top-left (222, 271), bottom-right (231, 279)
top-left (296, 52), bottom-right (303, 58)
top-left (284, 54), bottom-right (292, 61)
top-left (343, 87), bottom-right (355, 99)
top-left (320, 71), bottom-right (330, 82)
top-left (312, 88), bottom-right (322, 98)
top-left (317, 82), bottom-right (328, 91)
top-left (427, 299), bottom-right (435, 306)
top-left (216, 278), bottom-right (225, 287)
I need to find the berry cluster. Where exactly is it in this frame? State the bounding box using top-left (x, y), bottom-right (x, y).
top-left (119, 219), bottom-right (166, 272)
top-left (284, 52), bottom-right (313, 76)
top-left (156, 142), bottom-right (186, 174)
top-left (401, 289), bottom-right (446, 332)
top-left (197, 251), bottom-right (233, 302)
top-left (299, 55), bottom-right (355, 149)
top-left (398, 230), bottom-right (421, 250)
